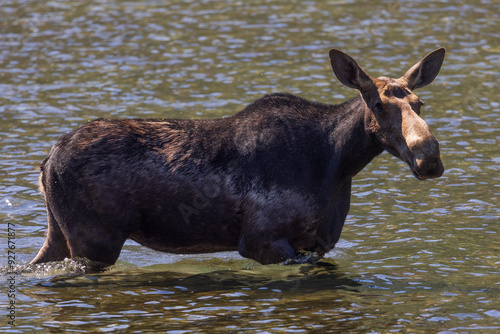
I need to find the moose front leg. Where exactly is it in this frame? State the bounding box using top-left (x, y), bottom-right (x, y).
top-left (309, 181), bottom-right (352, 257)
top-left (238, 192), bottom-right (321, 265)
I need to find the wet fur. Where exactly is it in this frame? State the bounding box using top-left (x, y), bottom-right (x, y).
top-left (32, 48), bottom-right (445, 266)
top-left (32, 93), bottom-right (381, 265)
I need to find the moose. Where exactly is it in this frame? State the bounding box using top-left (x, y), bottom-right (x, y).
top-left (31, 48), bottom-right (445, 268)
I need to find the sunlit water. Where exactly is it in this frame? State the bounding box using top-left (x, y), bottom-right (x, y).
top-left (1, 0), bottom-right (499, 332)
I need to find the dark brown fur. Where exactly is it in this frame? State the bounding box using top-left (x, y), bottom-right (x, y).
top-left (31, 48), bottom-right (445, 267)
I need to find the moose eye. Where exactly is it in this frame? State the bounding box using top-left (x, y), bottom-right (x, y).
top-left (373, 102), bottom-right (384, 113)
top-left (411, 100), bottom-right (424, 114)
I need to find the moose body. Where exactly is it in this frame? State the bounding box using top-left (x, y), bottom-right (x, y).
top-left (32, 48), bottom-right (446, 267)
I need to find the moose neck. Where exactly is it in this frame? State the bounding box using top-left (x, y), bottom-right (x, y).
top-left (325, 94), bottom-right (384, 185)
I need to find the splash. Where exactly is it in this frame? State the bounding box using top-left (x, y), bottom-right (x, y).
top-left (0, 258), bottom-right (108, 278)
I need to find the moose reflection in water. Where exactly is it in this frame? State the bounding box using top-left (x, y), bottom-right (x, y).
top-left (31, 48), bottom-right (445, 268)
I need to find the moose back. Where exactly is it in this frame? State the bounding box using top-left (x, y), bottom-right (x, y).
top-left (31, 48), bottom-right (445, 267)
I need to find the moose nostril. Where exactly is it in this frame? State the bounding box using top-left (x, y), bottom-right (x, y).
top-left (414, 158), bottom-right (425, 170)
top-left (411, 155), bottom-right (444, 180)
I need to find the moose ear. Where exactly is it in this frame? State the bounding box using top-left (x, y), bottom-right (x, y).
top-left (329, 49), bottom-right (373, 91)
top-left (401, 48), bottom-right (446, 90)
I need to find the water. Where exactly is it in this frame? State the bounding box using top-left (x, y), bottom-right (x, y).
top-left (1, 0), bottom-right (499, 332)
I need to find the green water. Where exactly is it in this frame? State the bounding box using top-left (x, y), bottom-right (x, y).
top-left (1, 0), bottom-right (499, 332)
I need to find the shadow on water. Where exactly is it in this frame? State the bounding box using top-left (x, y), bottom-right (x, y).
top-left (1, 259), bottom-right (372, 333)
top-left (6, 257), bottom-right (360, 295)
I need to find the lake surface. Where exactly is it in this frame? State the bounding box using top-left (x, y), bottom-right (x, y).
top-left (1, 0), bottom-right (499, 332)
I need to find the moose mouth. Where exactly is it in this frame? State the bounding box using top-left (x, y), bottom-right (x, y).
top-left (409, 157), bottom-right (444, 180)
top-left (386, 146), bottom-right (444, 180)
